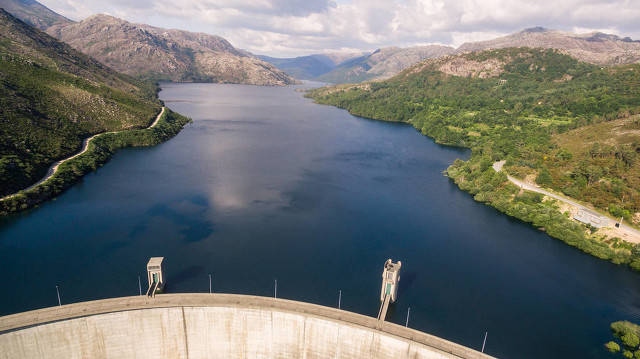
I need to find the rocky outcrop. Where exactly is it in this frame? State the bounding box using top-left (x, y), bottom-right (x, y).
top-left (458, 27), bottom-right (640, 66)
top-left (45, 14), bottom-right (295, 85)
top-left (436, 56), bottom-right (505, 78)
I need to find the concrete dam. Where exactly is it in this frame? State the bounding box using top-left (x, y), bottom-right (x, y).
top-left (0, 293), bottom-right (494, 359)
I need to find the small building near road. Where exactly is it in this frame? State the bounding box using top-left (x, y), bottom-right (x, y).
top-left (573, 209), bottom-right (610, 228)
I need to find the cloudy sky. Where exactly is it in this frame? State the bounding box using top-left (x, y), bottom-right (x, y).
top-left (40, 0), bottom-right (640, 57)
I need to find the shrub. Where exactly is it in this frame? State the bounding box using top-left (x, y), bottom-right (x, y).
top-left (536, 167), bottom-right (553, 187)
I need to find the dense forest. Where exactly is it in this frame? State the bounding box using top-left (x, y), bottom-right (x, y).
top-left (309, 48), bottom-right (640, 269)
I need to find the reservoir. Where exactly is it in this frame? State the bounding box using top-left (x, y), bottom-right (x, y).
top-left (1, 83), bottom-right (639, 358)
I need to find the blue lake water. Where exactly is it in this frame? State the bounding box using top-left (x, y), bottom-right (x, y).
top-left (1, 83), bottom-right (640, 358)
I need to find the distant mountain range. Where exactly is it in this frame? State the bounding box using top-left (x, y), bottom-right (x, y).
top-left (45, 14), bottom-right (294, 85)
top-left (259, 46), bottom-right (455, 83)
top-left (2, 0), bottom-right (640, 85)
top-left (315, 45), bottom-right (456, 83)
top-left (256, 53), bottom-right (363, 80)
top-left (262, 27), bottom-right (640, 84)
top-left (458, 27), bottom-right (640, 66)
top-left (0, 0), bottom-right (295, 85)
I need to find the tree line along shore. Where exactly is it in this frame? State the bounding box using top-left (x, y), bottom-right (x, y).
top-left (308, 47), bottom-right (640, 271)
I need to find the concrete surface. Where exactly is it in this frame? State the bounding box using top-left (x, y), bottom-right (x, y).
top-left (0, 293), bottom-right (494, 359)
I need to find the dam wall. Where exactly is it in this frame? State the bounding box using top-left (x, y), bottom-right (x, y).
top-left (0, 294), bottom-right (493, 359)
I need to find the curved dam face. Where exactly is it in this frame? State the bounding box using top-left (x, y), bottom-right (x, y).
top-left (0, 294), bottom-right (492, 359)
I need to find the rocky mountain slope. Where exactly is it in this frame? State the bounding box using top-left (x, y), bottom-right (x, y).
top-left (45, 14), bottom-right (294, 85)
top-left (0, 0), bottom-right (71, 30)
top-left (458, 27), bottom-right (640, 66)
top-left (0, 9), bottom-right (163, 196)
top-left (265, 28), bottom-right (640, 84)
top-left (316, 45), bottom-right (455, 83)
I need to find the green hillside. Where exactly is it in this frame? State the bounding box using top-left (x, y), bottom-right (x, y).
top-left (0, 9), bottom-right (163, 197)
top-left (309, 48), bottom-right (640, 268)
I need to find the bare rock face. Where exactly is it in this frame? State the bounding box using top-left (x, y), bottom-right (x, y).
top-left (46, 14), bottom-right (295, 85)
top-left (404, 52), bottom-right (507, 79)
top-left (458, 27), bottom-right (640, 66)
top-left (436, 56), bottom-right (505, 78)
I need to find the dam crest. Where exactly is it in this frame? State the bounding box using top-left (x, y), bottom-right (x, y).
top-left (0, 293), bottom-right (493, 359)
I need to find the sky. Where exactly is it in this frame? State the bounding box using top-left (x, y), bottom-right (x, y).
top-left (40, 0), bottom-right (640, 58)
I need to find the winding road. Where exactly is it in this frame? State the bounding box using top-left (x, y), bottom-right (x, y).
top-left (493, 160), bottom-right (640, 242)
top-left (1, 107), bottom-right (166, 202)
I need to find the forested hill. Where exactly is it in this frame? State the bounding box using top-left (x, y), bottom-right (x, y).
top-left (0, 9), bottom-right (162, 197)
top-left (309, 48), bottom-right (640, 268)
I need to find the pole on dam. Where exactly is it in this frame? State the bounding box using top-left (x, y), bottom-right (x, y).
top-left (405, 307), bottom-right (410, 327)
top-left (481, 332), bottom-right (488, 353)
top-left (56, 285), bottom-right (61, 306)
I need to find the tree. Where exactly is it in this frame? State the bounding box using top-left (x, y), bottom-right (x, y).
top-left (619, 145), bottom-right (637, 167)
top-left (536, 167), bottom-right (553, 187)
top-left (606, 341), bottom-right (621, 353)
top-left (622, 333), bottom-right (640, 349)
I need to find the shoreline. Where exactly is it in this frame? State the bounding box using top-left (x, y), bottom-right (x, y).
top-left (492, 160), bottom-right (640, 243)
top-left (308, 94), bottom-right (640, 272)
top-left (0, 107), bottom-right (190, 216)
top-left (0, 107), bottom-right (166, 202)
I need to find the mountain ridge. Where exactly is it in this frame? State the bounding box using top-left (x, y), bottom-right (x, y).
top-left (264, 45), bottom-right (456, 84)
top-left (0, 1), bottom-right (295, 86)
top-left (45, 14), bottom-right (295, 85)
top-left (264, 28), bottom-right (640, 83)
top-left (457, 27), bottom-right (640, 65)
top-left (2, 0), bottom-right (639, 83)
top-left (256, 52), bottom-right (367, 80)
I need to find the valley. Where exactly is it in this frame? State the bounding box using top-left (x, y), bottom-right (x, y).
top-left (1, 1), bottom-right (640, 358)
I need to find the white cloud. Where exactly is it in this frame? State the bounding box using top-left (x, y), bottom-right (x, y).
top-left (40, 0), bottom-right (640, 57)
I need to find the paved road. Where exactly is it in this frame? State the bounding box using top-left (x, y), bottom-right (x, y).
top-left (493, 160), bottom-right (640, 240)
top-left (1, 107), bottom-right (166, 201)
